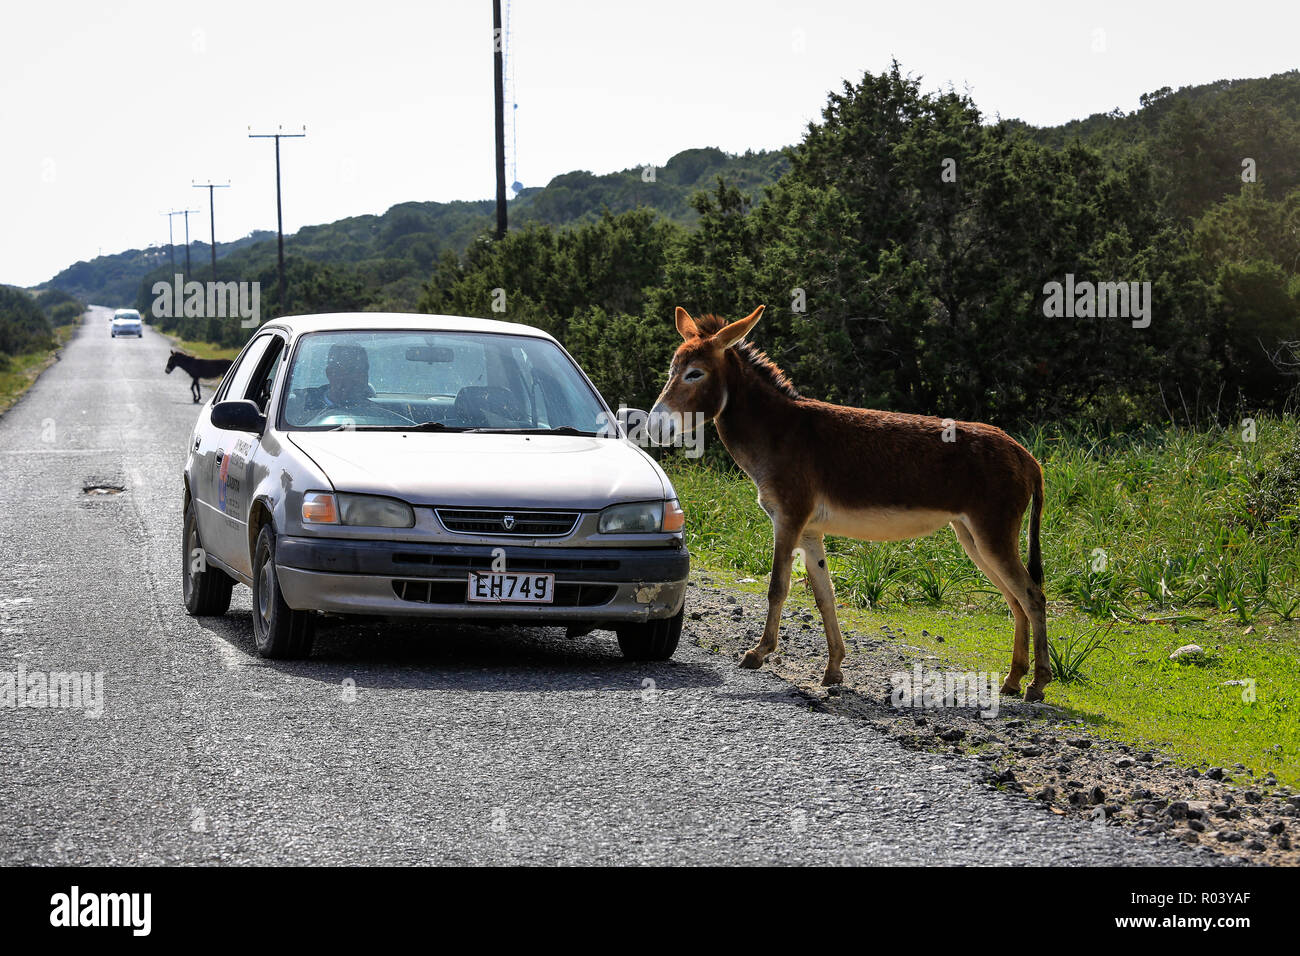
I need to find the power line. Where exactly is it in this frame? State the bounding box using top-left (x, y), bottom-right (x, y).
top-left (191, 181), bottom-right (230, 280)
top-left (503, 0), bottom-right (520, 194)
top-left (248, 125), bottom-right (306, 313)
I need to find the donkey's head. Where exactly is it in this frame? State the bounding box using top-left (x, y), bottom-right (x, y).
top-left (649, 305), bottom-right (764, 444)
top-left (165, 350), bottom-right (179, 374)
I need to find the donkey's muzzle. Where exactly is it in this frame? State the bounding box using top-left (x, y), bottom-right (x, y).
top-left (647, 404), bottom-right (677, 446)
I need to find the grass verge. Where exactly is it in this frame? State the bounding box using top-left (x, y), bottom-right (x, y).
top-left (0, 321), bottom-right (81, 417)
top-left (158, 332), bottom-right (241, 362)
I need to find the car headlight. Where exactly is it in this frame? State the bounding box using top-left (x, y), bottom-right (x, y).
top-left (302, 491), bottom-right (415, 528)
top-left (598, 499), bottom-right (684, 534)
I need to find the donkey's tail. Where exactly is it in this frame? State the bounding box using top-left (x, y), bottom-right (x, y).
top-left (1027, 469), bottom-right (1044, 587)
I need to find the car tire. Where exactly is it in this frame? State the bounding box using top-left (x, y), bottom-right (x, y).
top-left (251, 524), bottom-right (315, 659)
top-left (616, 607), bottom-right (683, 661)
top-left (182, 500), bottom-right (233, 616)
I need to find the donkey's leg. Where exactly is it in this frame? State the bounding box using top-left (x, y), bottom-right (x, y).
top-left (191, 376), bottom-right (201, 403)
top-left (965, 519), bottom-right (1050, 702)
top-left (740, 516), bottom-right (804, 670)
top-left (952, 520), bottom-right (1030, 696)
top-left (799, 532), bottom-right (845, 685)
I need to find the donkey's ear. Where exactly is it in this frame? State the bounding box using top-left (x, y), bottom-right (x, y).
top-left (713, 305), bottom-right (765, 349)
top-left (674, 306), bottom-right (699, 341)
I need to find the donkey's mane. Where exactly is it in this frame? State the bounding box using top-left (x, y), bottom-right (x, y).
top-left (695, 314), bottom-right (800, 400)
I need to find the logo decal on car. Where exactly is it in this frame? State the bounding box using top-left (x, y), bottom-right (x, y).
top-left (217, 451), bottom-right (230, 512)
top-left (502, 514), bottom-right (515, 530)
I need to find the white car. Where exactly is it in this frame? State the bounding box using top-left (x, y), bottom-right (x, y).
top-left (181, 312), bottom-right (689, 661)
top-left (111, 309), bottom-right (143, 337)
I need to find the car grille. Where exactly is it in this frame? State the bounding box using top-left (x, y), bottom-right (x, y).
top-left (392, 579), bottom-right (617, 607)
top-left (435, 508), bottom-right (579, 537)
top-left (391, 552), bottom-right (618, 572)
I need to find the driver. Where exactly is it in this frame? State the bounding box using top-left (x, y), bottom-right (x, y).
top-left (299, 344), bottom-right (377, 413)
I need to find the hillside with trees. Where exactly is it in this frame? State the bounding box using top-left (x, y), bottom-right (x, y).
top-left (425, 64), bottom-right (1300, 430)
top-left (39, 148), bottom-right (783, 315)
top-left (33, 65), bottom-right (1300, 430)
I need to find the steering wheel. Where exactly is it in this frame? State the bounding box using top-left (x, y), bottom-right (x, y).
top-left (305, 405), bottom-right (414, 427)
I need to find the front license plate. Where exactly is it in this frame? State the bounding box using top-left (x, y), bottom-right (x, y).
top-left (466, 572), bottom-right (555, 604)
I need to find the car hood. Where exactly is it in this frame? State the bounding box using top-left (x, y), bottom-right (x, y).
top-left (287, 431), bottom-right (668, 508)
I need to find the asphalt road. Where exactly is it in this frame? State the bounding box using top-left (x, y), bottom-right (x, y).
top-left (0, 308), bottom-right (1207, 865)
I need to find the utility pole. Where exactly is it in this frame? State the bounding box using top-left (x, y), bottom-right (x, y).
top-left (162, 211), bottom-right (180, 270)
top-left (248, 125), bottom-right (306, 312)
top-left (192, 181), bottom-right (230, 280)
top-left (181, 208), bottom-right (199, 275)
top-left (493, 0), bottom-right (507, 240)
top-left (164, 210), bottom-right (199, 274)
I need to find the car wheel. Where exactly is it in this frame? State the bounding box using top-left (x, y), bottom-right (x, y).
top-left (616, 607), bottom-right (683, 661)
top-left (251, 524), bottom-right (315, 659)
top-left (182, 500), bottom-right (233, 616)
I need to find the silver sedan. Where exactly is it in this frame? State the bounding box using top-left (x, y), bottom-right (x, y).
top-left (182, 313), bottom-right (689, 661)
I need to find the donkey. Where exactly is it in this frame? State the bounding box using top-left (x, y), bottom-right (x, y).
top-left (650, 306), bottom-right (1051, 700)
top-left (165, 350), bottom-right (234, 403)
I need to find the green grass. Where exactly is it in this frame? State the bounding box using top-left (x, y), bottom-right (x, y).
top-left (0, 322), bottom-right (80, 416)
top-left (161, 333), bottom-right (240, 362)
top-left (666, 418), bottom-right (1300, 786)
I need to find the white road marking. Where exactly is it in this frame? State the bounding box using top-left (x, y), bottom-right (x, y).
top-left (0, 448), bottom-right (115, 454)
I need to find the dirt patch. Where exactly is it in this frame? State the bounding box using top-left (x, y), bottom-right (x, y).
top-left (683, 571), bottom-right (1297, 866)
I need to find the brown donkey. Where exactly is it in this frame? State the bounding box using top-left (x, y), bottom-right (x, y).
top-left (650, 306), bottom-right (1051, 700)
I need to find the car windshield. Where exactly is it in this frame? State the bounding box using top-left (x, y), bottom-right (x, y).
top-left (279, 329), bottom-right (610, 433)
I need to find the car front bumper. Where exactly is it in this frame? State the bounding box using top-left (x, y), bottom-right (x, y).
top-left (274, 536), bottom-right (689, 622)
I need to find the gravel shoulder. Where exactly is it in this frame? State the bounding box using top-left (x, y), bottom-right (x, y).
top-left (684, 571), bottom-right (1298, 866)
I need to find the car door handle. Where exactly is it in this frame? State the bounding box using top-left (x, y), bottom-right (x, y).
top-left (193, 436), bottom-right (201, 450)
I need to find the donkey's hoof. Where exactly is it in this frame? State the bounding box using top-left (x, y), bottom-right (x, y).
top-left (739, 650), bottom-right (765, 670)
top-left (1024, 685), bottom-right (1047, 703)
top-left (999, 681), bottom-right (1022, 697)
top-left (821, 669), bottom-right (843, 687)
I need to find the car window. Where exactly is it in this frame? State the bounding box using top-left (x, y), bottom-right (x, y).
top-left (243, 336), bottom-right (287, 414)
top-left (217, 335), bottom-right (274, 406)
top-left (280, 329), bottom-right (608, 432)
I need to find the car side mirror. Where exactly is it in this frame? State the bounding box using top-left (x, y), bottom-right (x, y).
top-left (616, 407), bottom-right (648, 437)
top-left (211, 399), bottom-right (266, 434)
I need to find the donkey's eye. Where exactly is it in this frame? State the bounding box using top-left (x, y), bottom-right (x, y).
top-left (684, 368), bottom-right (706, 383)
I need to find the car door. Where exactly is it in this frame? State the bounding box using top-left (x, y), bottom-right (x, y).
top-left (194, 335), bottom-right (275, 573)
top-left (209, 333), bottom-right (288, 577)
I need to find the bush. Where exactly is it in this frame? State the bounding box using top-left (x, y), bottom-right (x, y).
top-left (0, 286), bottom-right (54, 356)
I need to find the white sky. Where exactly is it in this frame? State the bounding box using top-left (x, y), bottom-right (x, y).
top-left (2, 0), bottom-right (1297, 287)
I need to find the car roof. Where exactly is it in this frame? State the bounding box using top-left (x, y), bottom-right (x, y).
top-left (113, 308), bottom-right (140, 315)
top-left (258, 312), bottom-right (557, 343)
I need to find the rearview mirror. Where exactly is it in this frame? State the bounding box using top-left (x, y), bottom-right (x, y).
top-left (406, 346), bottom-right (454, 363)
top-left (211, 399), bottom-right (266, 434)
